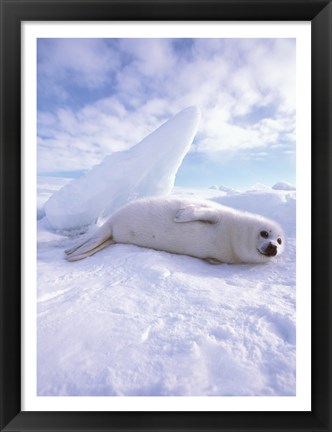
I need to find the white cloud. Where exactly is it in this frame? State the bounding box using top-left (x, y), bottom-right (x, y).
top-left (195, 111), bottom-right (295, 156)
top-left (38, 39), bottom-right (120, 99)
top-left (37, 96), bottom-right (177, 173)
top-left (38, 38), bottom-right (296, 174)
top-left (118, 39), bottom-right (176, 78)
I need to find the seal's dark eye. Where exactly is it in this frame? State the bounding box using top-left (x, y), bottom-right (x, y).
top-left (277, 238), bottom-right (282, 245)
top-left (260, 230), bottom-right (269, 239)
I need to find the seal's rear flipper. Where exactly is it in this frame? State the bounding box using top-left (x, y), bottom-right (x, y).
top-left (65, 238), bottom-right (115, 261)
top-left (65, 222), bottom-right (113, 261)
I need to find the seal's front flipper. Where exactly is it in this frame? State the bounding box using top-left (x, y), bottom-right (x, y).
top-left (174, 205), bottom-right (220, 224)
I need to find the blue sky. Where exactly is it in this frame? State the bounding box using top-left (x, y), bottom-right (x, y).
top-left (37, 38), bottom-right (296, 190)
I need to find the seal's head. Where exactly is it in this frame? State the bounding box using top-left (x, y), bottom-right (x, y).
top-left (257, 227), bottom-right (284, 258)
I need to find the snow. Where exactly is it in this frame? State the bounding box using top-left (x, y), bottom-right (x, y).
top-left (214, 188), bottom-right (296, 235)
top-left (272, 181), bottom-right (296, 191)
top-left (43, 106), bottom-right (201, 231)
top-left (37, 178), bottom-right (296, 397)
top-left (37, 105), bottom-right (296, 397)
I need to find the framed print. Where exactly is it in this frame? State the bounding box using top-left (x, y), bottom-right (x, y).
top-left (1, 0), bottom-right (331, 431)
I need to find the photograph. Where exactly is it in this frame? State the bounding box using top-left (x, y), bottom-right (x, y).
top-left (37, 37), bottom-right (297, 397)
top-left (1, 0), bottom-right (331, 430)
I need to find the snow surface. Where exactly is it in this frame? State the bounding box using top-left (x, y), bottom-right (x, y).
top-left (43, 107), bottom-right (201, 231)
top-left (37, 177), bottom-right (296, 397)
top-left (272, 181), bottom-right (296, 191)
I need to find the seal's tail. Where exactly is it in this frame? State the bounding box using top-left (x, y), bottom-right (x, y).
top-left (65, 223), bottom-right (114, 261)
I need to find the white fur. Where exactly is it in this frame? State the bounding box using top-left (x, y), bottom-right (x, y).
top-left (65, 196), bottom-right (284, 264)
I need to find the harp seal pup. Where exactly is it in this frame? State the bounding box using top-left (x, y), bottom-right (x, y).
top-left (65, 196), bottom-right (284, 263)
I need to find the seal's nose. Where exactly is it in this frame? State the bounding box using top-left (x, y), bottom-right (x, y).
top-left (265, 242), bottom-right (277, 257)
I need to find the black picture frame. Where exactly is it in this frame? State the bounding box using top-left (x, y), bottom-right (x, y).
top-left (1, 0), bottom-right (331, 431)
